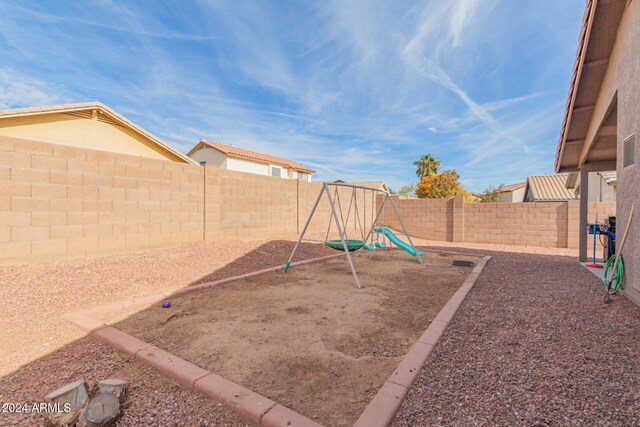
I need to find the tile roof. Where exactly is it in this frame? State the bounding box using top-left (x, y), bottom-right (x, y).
top-left (555, 0), bottom-right (594, 172)
top-left (0, 102), bottom-right (196, 164)
top-left (192, 140), bottom-right (315, 173)
top-left (498, 182), bottom-right (526, 193)
top-left (599, 171), bottom-right (617, 184)
top-left (554, 0), bottom-right (625, 172)
top-left (527, 174), bottom-right (578, 201)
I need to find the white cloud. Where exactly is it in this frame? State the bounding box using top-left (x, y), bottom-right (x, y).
top-left (0, 0), bottom-right (582, 192)
top-left (0, 68), bottom-right (65, 109)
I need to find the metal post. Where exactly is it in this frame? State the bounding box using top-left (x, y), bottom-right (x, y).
top-left (284, 184), bottom-right (326, 272)
top-left (363, 189), bottom-right (366, 239)
top-left (360, 193), bottom-right (388, 245)
top-left (579, 168), bottom-right (589, 262)
top-left (388, 194), bottom-right (423, 264)
top-left (326, 186), bottom-right (362, 288)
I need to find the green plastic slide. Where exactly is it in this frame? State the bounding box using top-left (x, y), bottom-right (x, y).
top-left (374, 227), bottom-right (422, 257)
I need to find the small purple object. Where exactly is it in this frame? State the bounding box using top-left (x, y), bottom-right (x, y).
top-left (162, 301), bottom-right (171, 308)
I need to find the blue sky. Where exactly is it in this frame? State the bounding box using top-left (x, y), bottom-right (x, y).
top-left (0, 0), bottom-right (584, 192)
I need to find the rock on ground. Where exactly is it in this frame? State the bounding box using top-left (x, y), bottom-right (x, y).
top-left (43, 379), bottom-right (89, 426)
top-left (92, 379), bottom-right (127, 404)
top-left (79, 393), bottom-right (120, 427)
top-left (392, 245), bottom-right (640, 426)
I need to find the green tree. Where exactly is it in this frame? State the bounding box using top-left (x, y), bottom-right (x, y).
top-left (398, 183), bottom-right (417, 197)
top-left (479, 185), bottom-right (504, 203)
top-left (413, 154), bottom-right (441, 178)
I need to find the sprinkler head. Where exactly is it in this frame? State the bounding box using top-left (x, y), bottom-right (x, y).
top-left (162, 301), bottom-right (171, 308)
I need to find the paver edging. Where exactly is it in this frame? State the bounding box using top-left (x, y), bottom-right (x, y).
top-left (63, 251), bottom-right (490, 427)
top-left (62, 252), bottom-right (344, 427)
top-left (353, 254), bottom-right (491, 427)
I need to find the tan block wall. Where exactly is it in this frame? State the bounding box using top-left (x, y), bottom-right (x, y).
top-left (0, 136), bottom-right (203, 264)
top-left (584, 202), bottom-right (617, 258)
top-left (204, 166), bottom-right (298, 241)
top-left (384, 196), bottom-right (616, 250)
top-left (0, 136), bottom-right (373, 265)
top-left (464, 202), bottom-right (569, 248)
top-left (0, 135), bottom-right (619, 265)
top-left (381, 195), bottom-right (454, 242)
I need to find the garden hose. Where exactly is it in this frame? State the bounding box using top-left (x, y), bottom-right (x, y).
top-left (604, 255), bottom-right (624, 295)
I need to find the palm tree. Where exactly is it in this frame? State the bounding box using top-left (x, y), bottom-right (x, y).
top-left (413, 154), bottom-right (441, 178)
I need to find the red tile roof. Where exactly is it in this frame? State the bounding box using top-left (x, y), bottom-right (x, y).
top-left (498, 182), bottom-right (526, 193)
top-left (191, 140), bottom-right (315, 173)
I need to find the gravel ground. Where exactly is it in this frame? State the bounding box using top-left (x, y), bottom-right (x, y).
top-left (2, 237), bottom-right (638, 426)
top-left (393, 242), bottom-right (640, 427)
top-left (0, 239), bottom-right (332, 426)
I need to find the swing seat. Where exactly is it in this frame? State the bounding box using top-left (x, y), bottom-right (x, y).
top-left (375, 241), bottom-right (386, 248)
top-left (324, 239), bottom-right (366, 251)
top-left (363, 243), bottom-right (376, 251)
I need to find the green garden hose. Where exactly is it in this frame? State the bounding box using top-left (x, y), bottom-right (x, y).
top-left (604, 256), bottom-right (624, 295)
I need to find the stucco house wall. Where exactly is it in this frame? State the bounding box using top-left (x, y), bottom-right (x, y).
top-left (189, 145), bottom-right (312, 181)
top-left (293, 170), bottom-right (312, 182)
top-left (591, 0), bottom-right (640, 303)
top-left (500, 187), bottom-right (525, 203)
top-left (0, 113), bottom-right (185, 162)
top-left (586, 172), bottom-right (616, 202)
top-left (226, 157), bottom-right (271, 176)
top-left (189, 147), bottom-right (228, 168)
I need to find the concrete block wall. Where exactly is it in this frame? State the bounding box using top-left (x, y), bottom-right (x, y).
top-left (0, 136), bottom-right (204, 265)
top-left (465, 202), bottom-right (568, 248)
top-left (381, 195), bottom-right (454, 242)
top-left (0, 135), bottom-right (619, 265)
top-left (0, 137), bottom-right (372, 265)
top-left (584, 202), bottom-right (617, 257)
top-left (385, 196), bottom-right (616, 250)
top-left (206, 166), bottom-right (298, 241)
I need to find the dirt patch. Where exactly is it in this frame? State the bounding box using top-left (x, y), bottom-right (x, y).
top-left (112, 250), bottom-right (478, 426)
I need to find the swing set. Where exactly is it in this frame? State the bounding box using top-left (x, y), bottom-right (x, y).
top-left (284, 182), bottom-right (423, 288)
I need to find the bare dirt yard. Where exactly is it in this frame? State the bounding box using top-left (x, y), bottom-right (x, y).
top-left (0, 239), bottom-right (334, 426)
top-left (108, 250), bottom-right (479, 426)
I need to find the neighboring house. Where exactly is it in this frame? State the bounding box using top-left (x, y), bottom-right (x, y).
top-left (498, 182), bottom-right (526, 203)
top-left (0, 102), bottom-right (195, 164)
top-left (524, 175), bottom-right (578, 202)
top-left (188, 140), bottom-right (314, 181)
top-left (332, 180), bottom-right (389, 192)
top-left (567, 171), bottom-right (617, 202)
top-left (555, 0), bottom-right (639, 304)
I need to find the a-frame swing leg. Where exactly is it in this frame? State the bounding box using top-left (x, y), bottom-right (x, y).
top-left (388, 194), bottom-right (424, 264)
top-left (326, 186), bottom-right (362, 289)
top-left (360, 193), bottom-right (388, 245)
top-left (284, 184), bottom-right (326, 272)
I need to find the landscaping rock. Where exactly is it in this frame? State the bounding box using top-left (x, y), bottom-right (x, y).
top-left (92, 379), bottom-right (128, 404)
top-left (79, 393), bottom-right (121, 427)
top-left (44, 379), bottom-right (89, 426)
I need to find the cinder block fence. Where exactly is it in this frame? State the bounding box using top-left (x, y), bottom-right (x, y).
top-left (0, 136), bottom-right (615, 265)
top-left (382, 195), bottom-right (615, 251)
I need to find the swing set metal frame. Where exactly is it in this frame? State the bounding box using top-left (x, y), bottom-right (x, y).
top-left (284, 182), bottom-right (421, 289)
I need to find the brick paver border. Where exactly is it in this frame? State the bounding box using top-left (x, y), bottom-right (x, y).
top-left (353, 255), bottom-right (491, 427)
top-left (63, 251), bottom-right (490, 427)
